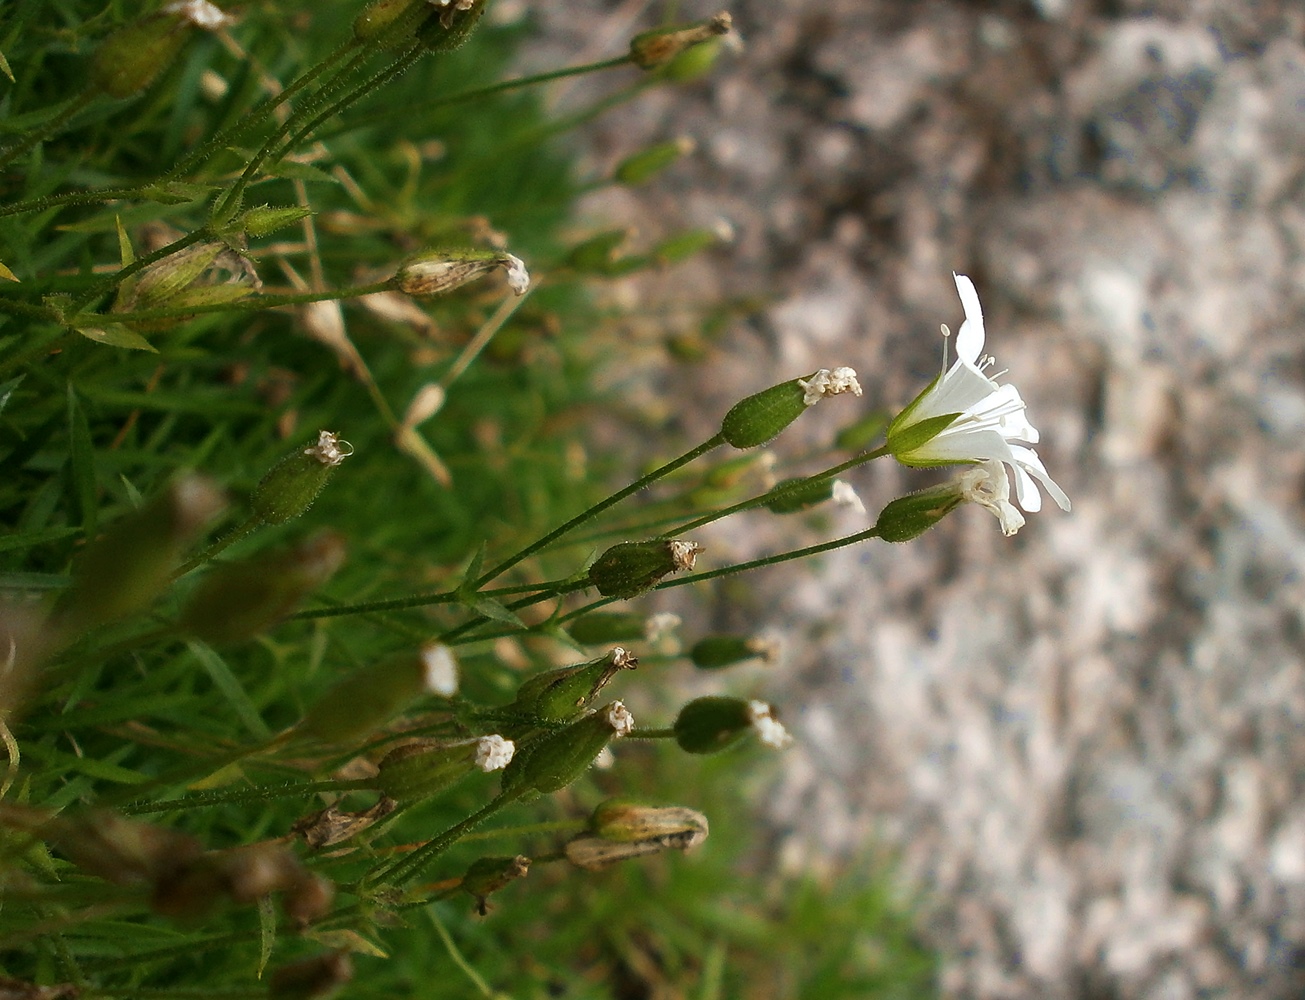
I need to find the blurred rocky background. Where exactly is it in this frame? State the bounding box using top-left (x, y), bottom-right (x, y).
top-left (524, 2), bottom-right (1305, 997)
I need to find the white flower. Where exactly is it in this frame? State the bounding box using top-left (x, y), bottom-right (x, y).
top-left (956, 461), bottom-right (1026, 537)
top-left (831, 479), bottom-right (866, 515)
top-left (304, 430), bottom-right (353, 468)
top-left (746, 700), bottom-right (793, 749)
top-left (166, 0), bottom-right (234, 29)
top-left (474, 735), bottom-right (515, 772)
top-left (606, 701), bottom-right (635, 737)
top-left (420, 642), bottom-right (459, 697)
top-left (503, 254), bottom-right (530, 296)
top-left (797, 366), bottom-right (863, 406)
top-left (886, 273), bottom-right (1070, 515)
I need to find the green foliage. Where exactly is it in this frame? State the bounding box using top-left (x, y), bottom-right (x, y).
top-left (0, 2), bottom-right (934, 998)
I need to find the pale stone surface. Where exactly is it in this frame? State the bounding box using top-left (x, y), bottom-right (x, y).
top-left (526, 2), bottom-right (1305, 996)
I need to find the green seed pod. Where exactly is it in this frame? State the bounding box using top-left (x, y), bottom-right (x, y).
top-left (513, 647), bottom-right (639, 723)
top-left (127, 243), bottom-right (225, 310)
top-left (269, 952), bottom-right (353, 1000)
top-left (417, 0), bottom-right (487, 52)
top-left (237, 205), bottom-right (314, 238)
top-left (652, 228), bottom-right (721, 265)
top-left (352, 0), bottom-right (426, 42)
top-left (689, 635), bottom-right (775, 670)
top-left (250, 431), bottom-right (353, 525)
top-left (461, 855), bottom-right (529, 913)
top-left (587, 539), bottom-right (703, 599)
top-left (720, 380), bottom-right (809, 449)
top-left (89, 13), bottom-right (194, 99)
top-left (392, 248), bottom-right (529, 297)
top-left (298, 646), bottom-right (446, 743)
top-left (374, 735), bottom-right (514, 801)
top-left (764, 476), bottom-right (835, 514)
top-left (629, 13), bottom-right (732, 71)
top-left (673, 696), bottom-right (752, 755)
top-left (567, 612), bottom-right (647, 645)
top-left (589, 800), bottom-right (709, 844)
top-left (178, 530), bottom-right (346, 645)
top-left (614, 137), bottom-right (695, 186)
top-left (564, 229), bottom-right (633, 275)
top-left (659, 34), bottom-right (727, 82)
top-left (872, 484), bottom-right (965, 543)
top-left (501, 702), bottom-right (634, 796)
top-left (53, 475), bottom-right (226, 637)
top-left (673, 697), bottom-right (792, 753)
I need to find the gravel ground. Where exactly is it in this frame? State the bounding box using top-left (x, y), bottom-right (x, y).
top-left (523, 2), bottom-right (1305, 997)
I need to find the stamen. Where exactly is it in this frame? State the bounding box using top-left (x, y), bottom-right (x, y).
top-left (940, 323), bottom-right (951, 372)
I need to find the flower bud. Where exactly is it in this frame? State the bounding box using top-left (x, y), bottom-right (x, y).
top-left (673, 697), bottom-right (792, 754)
top-left (89, 13), bottom-right (195, 99)
top-left (689, 635), bottom-right (775, 670)
top-left (250, 431), bottom-right (352, 526)
top-left (178, 531), bottom-right (346, 645)
top-left (720, 380), bottom-right (808, 449)
top-left (235, 205), bottom-right (314, 238)
top-left (567, 612), bottom-right (646, 645)
top-left (589, 800), bottom-right (709, 844)
top-left (511, 647), bottom-right (638, 723)
top-left (763, 475), bottom-right (835, 514)
top-left (392, 249), bottom-right (528, 297)
top-left (461, 855), bottom-right (530, 914)
top-left (298, 646), bottom-right (449, 744)
top-left (501, 702), bottom-right (633, 796)
top-left (417, 0), bottom-right (487, 52)
top-left (269, 952), bottom-right (353, 1000)
top-left (374, 735), bottom-right (514, 801)
top-left (587, 539), bottom-right (703, 599)
top-left (53, 475), bottom-right (225, 637)
top-left (629, 13), bottom-right (732, 71)
top-left (614, 137), bottom-right (695, 186)
top-left (871, 483), bottom-right (965, 543)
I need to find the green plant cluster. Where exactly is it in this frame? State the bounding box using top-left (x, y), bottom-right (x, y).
top-left (0, 2), bottom-right (935, 997)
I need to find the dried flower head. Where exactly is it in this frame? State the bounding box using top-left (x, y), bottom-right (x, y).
top-left (474, 735), bottom-right (515, 772)
top-left (668, 539), bottom-right (704, 572)
top-left (797, 366), bottom-right (862, 406)
top-left (304, 430), bottom-right (353, 468)
top-left (606, 701), bottom-right (635, 737)
top-left (165, 1), bottom-right (235, 30)
top-left (420, 642), bottom-right (458, 697)
top-left (746, 701), bottom-right (793, 749)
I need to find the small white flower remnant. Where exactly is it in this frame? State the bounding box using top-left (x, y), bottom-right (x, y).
top-left (503, 254), bottom-right (530, 296)
top-left (166, 0), bottom-right (235, 29)
top-left (887, 273), bottom-right (1070, 518)
top-left (831, 479), bottom-right (866, 515)
top-left (609, 646), bottom-right (638, 669)
top-left (429, 0), bottom-right (475, 7)
top-left (606, 701), bottom-right (635, 737)
top-left (644, 612), bottom-right (682, 644)
top-left (669, 540), bottom-right (704, 572)
top-left (420, 642), bottom-right (459, 698)
top-left (304, 430), bottom-right (353, 468)
top-left (746, 700), bottom-right (793, 749)
top-left (797, 366), bottom-right (862, 406)
top-left (957, 461), bottom-right (1026, 537)
top-left (474, 735), bottom-right (515, 772)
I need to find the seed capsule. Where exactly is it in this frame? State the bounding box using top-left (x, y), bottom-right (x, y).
top-left (629, 13), bottom-right (732, 71)
top-left (872, 484), bottom-right (965, 543)
top-left (587, 539), bottom-right (703, 599)
top-left (501, 702), bottom-right (633, 796)
top-left (250, 431), bottom-right (352, 526)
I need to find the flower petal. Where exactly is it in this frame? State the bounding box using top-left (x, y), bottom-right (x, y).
top-left (952, 273), bottom-right (985, 365)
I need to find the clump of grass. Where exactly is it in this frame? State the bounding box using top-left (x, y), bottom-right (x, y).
top-left (0, 3), bottom-right (935, 997)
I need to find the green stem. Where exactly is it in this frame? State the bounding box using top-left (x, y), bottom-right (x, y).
top-left (372, 790), bottom-right (522, 887)
top-left (317, 54), bottom-right (635, 142)
top-left (213, 43), bottom-right (425, 224)
top-left (0, 90), bottom-right (96, 170)
top-left (121, 777), bottom-right (375, 815)
top-left (456, 818), bottom-right (585, 843)
top-left (470, 434), bottom-right (726, 590)
top-left (663, 445), bottom-right (891, 538)
top-left (285, 576), bottom-right (575, 622)
top-left (656, 525), bottom-right (883, 590)
top-left (172, 517), bottom-right (260, 580)
top-left (630, 728), bottom-right (677, 740)
top-left (84, 280), bottom-right (393, 327)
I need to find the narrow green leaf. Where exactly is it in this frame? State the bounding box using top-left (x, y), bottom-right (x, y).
top-left (0, 526), bottom-right (78, 555)
top-left (0, 261), bottom-right (17, 281)
top-left (0, 51), bottom-right (13, 83)
top-left (0, 374), bottom-right (24, 414)
top-left (257, 896), bottom-right (276, 979)
top-left (119, 474), bottom-right (144, 508)
top-left (265, 161), bottom-right (338, 184)
top-left (115, 215), bottom-right (135, 267)
top-left (187, 639), bottom-right (273, 740)
top-left (304, 929), bottom-right (389, 959)
top-left (66, 384), bottom-right (97, 534)
top-left (75, 325), bottom-right (158, 352)
top-left (468, 596), bottom-right (524, 628)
